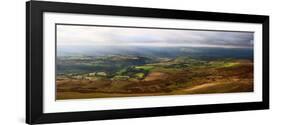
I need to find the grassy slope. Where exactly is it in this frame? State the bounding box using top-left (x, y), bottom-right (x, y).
top-left (56, 58), bottom-right (253, 100)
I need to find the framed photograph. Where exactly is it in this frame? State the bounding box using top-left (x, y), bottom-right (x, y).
top-left (26, 1), bottom-right (269, 124)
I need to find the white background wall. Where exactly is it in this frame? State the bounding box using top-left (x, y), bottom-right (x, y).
top-left (0, 0), bottom-right (279, 124)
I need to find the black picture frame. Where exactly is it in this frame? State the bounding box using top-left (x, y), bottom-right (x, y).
top-left (26, 1), bottom-right (269, 124)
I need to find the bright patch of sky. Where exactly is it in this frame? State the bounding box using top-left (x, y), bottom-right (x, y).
top-left (57, 25), bottom-right (253, 48)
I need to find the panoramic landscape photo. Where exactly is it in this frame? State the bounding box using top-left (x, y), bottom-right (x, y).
top-left (56, 24), bottom-right (254, 100)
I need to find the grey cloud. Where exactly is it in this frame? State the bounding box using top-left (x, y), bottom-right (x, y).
top-left (57, 25), bottom-right (254, 48)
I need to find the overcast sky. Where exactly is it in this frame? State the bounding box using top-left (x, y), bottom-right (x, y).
top-left (57, 25), bottom-right (253, 48)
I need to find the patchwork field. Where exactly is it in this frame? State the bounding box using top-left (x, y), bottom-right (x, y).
top-left (56, 56), bottom-right (253, 100)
